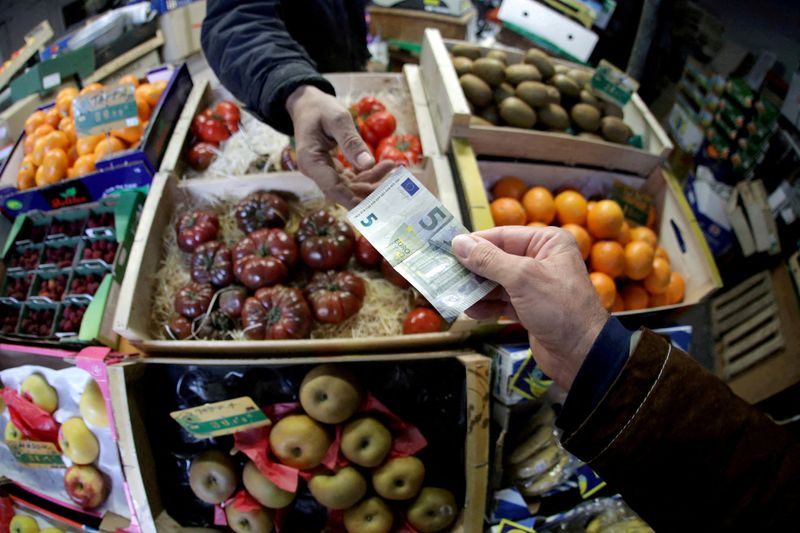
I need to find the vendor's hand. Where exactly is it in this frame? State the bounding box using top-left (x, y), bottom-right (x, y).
top-left (452, 227), bottom-right (609, 391)
top-left (287, 85), bottom-right (386, 207)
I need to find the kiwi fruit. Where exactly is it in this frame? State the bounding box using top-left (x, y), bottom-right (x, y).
top-left (554, 64), bottom-right (570, 75)
top-left (567, 68), bottom-right (592, 87)
top-left (452, 44), bottom-right (481, 61)
top-left (460, 74), bottom-right (492, 107)
top-left (538, 103), bottom-right (570, 131)
top-left (486, 49), bottom-right (508, 64)
top-left (579, 90), bottom-right (601, 109)
top-left (499, 97), bottom-right (537, 129)
top-left (453, 56), bottom-right (473, 77)
top-left (515, 81), bottom-right (550, 108)
top-left (470, 115), bottom-right (494, 127)
top-left (545, 86), bottom-right (561, 104)
top-left (550, 74), bottom-right (581, 98)
top-left (479, 105), bottom-right (501, 125)
top-left (578, 132), bottom-right (604, 141)
top-left (494, 82), bottom-right (516, 105)
top-left (472, 58), bottom-right (506, 87)
top-left (602, 101), bottom-right (624, 118)
top-left (505, 64), bottom-right (541, 85)
top-left (571, 103), bottom-right (602, 132)
top-left (523, 49), bottom-right (555, 79)
top-left (600, 116), bottom-right (632, 143)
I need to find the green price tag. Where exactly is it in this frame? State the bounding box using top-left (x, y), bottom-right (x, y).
top-left (73, 85), bottom-right (139, 136)
top-left (610, 181), bottom-right (652, 226)
top-left (9, 440), bottom-right (66, 468)
top-left (171, 396), bottom-right (270, 439)
top-left (590, 59), bottom-right (639, 107)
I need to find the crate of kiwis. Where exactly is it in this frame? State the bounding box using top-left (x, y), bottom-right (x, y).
top-left (420, 29), bottom-right (673, 177)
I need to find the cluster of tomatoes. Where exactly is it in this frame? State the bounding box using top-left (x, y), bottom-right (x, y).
top-left (337, 96), bottom-right (422, 167)
top-left (489, 176), bottom-right (685, 312)
top-left (167, 192), bottom-right (443, 341)
top-left (187, 100), bottom-right (241, 170)
top-left (16, 75), bottom-right (165, 191)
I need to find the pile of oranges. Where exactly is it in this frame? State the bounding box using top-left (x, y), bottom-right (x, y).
top-left (489, 176), bottom-right (685, 312)
top-left (16, 74), bottom-right (167, 191)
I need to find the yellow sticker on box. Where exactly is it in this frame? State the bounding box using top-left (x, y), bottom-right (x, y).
top-left (498, 519), bottom-right (537, 533)
top-left (170, 396), bottom-right (271, 439)
top-left (9, 440), bottom-right (66, 468)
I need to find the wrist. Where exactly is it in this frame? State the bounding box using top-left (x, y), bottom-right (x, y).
top-left (561, 310), bottom-right (609, 391)
top-left (286, 85), bottom-right (318, 118)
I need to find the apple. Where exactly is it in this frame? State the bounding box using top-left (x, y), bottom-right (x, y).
top-left (9, 515), bottom-right (39, 533)
top-left (309, 466), bottom-right (367, 510)
top-left (64, 464), bottom-right (110, 509)
top-left (188, 449), bottom-right (238, 504)
top-left (40, 529), bottom-right (65, 533)
top-left (20, 373), bottom-right (58, 413)
top-left (79, 379), bottom-right (109, 428)
top-left (299, 364), bottom-right (363, 424)
top-left (372, 456), bottom-right (425, 500)
top-left (58, 417), bottom-right (100, 465)
top-left (343, 497), bottom-right (393, 533)
top-left (269, 414), bottom-right (331, 469)
top-left (225, 503), bottom-right (273, 533)
top-left (340, 417), bottom-right (391, 467)
top-left (242, 461), bottom-right (295, 509)
top-left (407, 487), bottom-right (457, 533)
top-left (5, 420), bottom-right (22, 442)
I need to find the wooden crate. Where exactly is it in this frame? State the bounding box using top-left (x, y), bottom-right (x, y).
top-left (368, 6), bottom-right (476, 43)
top-left (108, 351), bottom-right (490, 533)
top-left (712, 265), bottom-right (800, 403)
top-left (419, 29), bottom-right (673, 177)
top-left (452, 149), bottom-right (722, 315)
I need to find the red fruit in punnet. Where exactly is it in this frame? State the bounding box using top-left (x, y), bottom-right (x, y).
top-left (305, 270), bottom-right (366, 324)
top-left (376, 134), bottom-right (422, 165)
top-left (218, 286), bottom-right (248, 318)
top-left (188, 142), bottom-right (217, 171)
top-left (355, 235), bottom-right (381, 268)
top-left (70, 273), bottom-right (101, 295)
top-left (0, 307), bottom-right (19, 333)
top-left (403, 307), bottom-right (443, 334)
top-left (48, 218), bottom-right (85, 237)
top-left (191, 241), bottom-right (233, 287)
top-left (174, 282), bottom-right (214, 319)
top-left (168, 315), bottom-right (193, 339)
top-left (241, 285), bottom-right (311, 340)
top-left (295, 210), bottom-right (355, 270)
top-left (9, 248), bottom-right (40, 270)
top-left (5, 275), bottom-right (32, 300)
top-left (21, 309), bottom-right (54, 336)
top-left (59, 305), bottom-right (86, 332)
top-left (234, 191), bottom-right (290, 233)
top-left (82, 239), bottom-right (118, 264)
top-left (175, 210), bottom-right (219, 252)
top-left (37, 274), bottom-right (68, 300)
top-left (233, 228), bottom-right (297, 290)
top-left (86, 212), bottom-right (113, 229)
top-left (380, 258), bottom-right (409, 289)
top-left (43, 244), bottom-right (75, 268)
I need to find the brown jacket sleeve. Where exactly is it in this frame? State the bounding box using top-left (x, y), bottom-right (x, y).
top-left (560, 329), bottom-right (800, 530)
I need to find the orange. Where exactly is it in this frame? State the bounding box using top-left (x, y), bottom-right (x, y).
top-left (562, 223), bottom-right (591, 260)
top-left (111, 124), bottom-right (143, 145)
top-left (623, 241), bottom-right (655, 281)
top-left (590, 240), bottom-right (624, 278)
top-left (587, 200), bottom-right (597, 213)
top-left (117, 74), bottom-right (140, 88)
top-left (41, 131), bottom-right (70, 153)
top-left (67, 144), bottom-right (79, 166)
top-left (80, 83), bottom-right (104, 95)
top-left (56, 93), bottom-right (75, 117)
top-left (621, 284), bottom-right (649, 311)
top-left (56, 87), bottom-right (79, 101)
top-left (522, 186), bottom-right (555, 224)
top-left (630, 226), bottom-right (658, 247)
top-left (35, 166), bottom-right (46, 187)
top-left (527, 222), bottom-right (547, 227)
top-left (31, 137), bottom-right (48, 166)
top-left (649, 292), bottom-right (668, 307)
top-left (23, 133), bottom-right (37, 155)
top-left (24, 111), bottom-right (47, 135)
top-left (554, 190), bottom-right (588, 226)
top-left (44, 107), bottom-right (61, 128)
top-left (610, 293), bottom-right (625, 313)
top-left (492, 176), bottom-right (528, 200)
top-left (38, 148), bottom-right (68, 185)
top-left (666, 272), bottom-right (685, 305)
top-left (17, 158), bottom-right (36, 190)
top-left (94, 136), bottom-right (126, 159)
top-left (590, 272), bottom-right (616, 311)
top-left (137, 82), bottom-right (165, 107)
top-left (655, 246), bottom-right (670, 264)
top-left (72, 154), bottom-right (97, 177)
top-left (32, 124), bottom-right (54, 139)
top-left (586, 199), bottom-right (624, 239)
top-left (491, 197), bottom-right (527, 226)
top-left (618, 221), bottom-right (631, 245)
top-left (59, 118), bottom-right (77, 144)
top-left (643, 257), bottom-right (670, 294)
top-left (135, 94), bottom-right (151, 122)
top-left (76, 134), bottom-right (104, 156)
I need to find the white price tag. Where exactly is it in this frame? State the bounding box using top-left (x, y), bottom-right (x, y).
top-left (42, 72), bottom-right (61, 90)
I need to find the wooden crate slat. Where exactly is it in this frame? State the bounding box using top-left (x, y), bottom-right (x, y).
top-left (724, 315), bottom-right (781, 361)
top-left (714, 292), bottom-right (775, 336)
top-left (712, 280), bottom-right (772, 324)
top-left (726, 332), bottom-right (785, 378)
top-left (711, 271), bottom-right (770, 311)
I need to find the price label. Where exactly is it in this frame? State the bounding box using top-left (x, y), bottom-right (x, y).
top-left (610, 181), bottom-right (652, 226)
top-left (73, 85), bottom-right (139, 136)
top-left (170, 397), bottom-right (270, 439)
top-left (42, 72), bottom-right (61, 90)
top-left (9, 440), bottom-right (65, 468)
top-left (590, 59), bottom-right (639, 107)
top-left (497, 519), bottom-right (537, 533)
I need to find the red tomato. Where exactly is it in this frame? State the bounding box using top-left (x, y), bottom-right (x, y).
top-left (241, 285), bottom-right (312, 340)
top-left (403, 307), bottom-right (443, 334)
top-left (377, 146), bottom-right (409, 165)
top-left (175, 210), bottom-right (220, 252)
top-left (197, 116), bottom-right (231, 144)
top-left (355, 235), bottom-right (381, 268)
top-left (188, 142), bottom-right (217, 170)
top-left (295, 210), bottom-right (355, 270)
top-left (304, 270), bottom-right (366, 324)
top-left (214, 100), bottom-right (241, 132)
top-left (350, 96), bottom-right (386, 119)
top-left (376, 134), bottom-right (422, 165)
top-left (358, 110), bottom-right (396, 146)
top-left (232, 228), bottom-right (298, 290)
top-left (336, 143), bottom-right (374, 169)
top-left (381, 258), bottom-right (410, 289)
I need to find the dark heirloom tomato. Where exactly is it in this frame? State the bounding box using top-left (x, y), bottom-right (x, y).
top-left (234, 191), bottom-right (290, 234)
top-left (174, 282), bottom-right (214, 319)
top-left (233, 229), bottom-right (298, 290)
top-left (168, 316), bottom-right (193, 339)
top-left (190, 241), bottom-right (233, 286)
top-left (175, 210), bottom-right (219, 252)
top-left (403, 307), bottom-right (443, 334)
top-left (196, 309), bottom-right (236, 340)
top-left (218, 286), bottom-right (248, 318)
top-left (355, 235), bottom-right (381, 268)
top-left (241, 285), bottom-right (312, 340)
top-left (376, 134), bottom-right (422, 165)
top-left (358, 110), bottom-right (396, 147)
top-left (295, 210), bottom-right (355, 270)
top-left (305, 270), bottom-right (366, 324)
top-left (188, 142), bottom-right (217, 171)
top-left (381, 258), bottom-right (410, 289)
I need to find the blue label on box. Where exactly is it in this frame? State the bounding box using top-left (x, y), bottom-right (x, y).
top-left (509, 350), bottom-right (553, 400)
top-left (498, 519), bottom-right (537, 533)
top-left (577, 464), bottom-right (607, 499)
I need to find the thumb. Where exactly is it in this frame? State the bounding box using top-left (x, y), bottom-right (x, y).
top-left (452, 234), bottom-right (527, 289)
top-left (328, 114), bottom-right (375, 171)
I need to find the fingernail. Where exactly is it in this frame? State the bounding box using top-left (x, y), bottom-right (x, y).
top-left (356, 151), bottom-right (375, 169)
top-left (452, 235), bottom-right (477, 259)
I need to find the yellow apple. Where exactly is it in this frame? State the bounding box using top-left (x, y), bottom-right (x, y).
top-left (5, 421), bottom-right (23, 442)
top-left (373, 456), bottom-right (425, 500)
top-left (40, 528), bottom-right (65, 533)
top-left (269, 415), bottom-right (331, 469)
top-left (343, 497), bottom-right (393, 533)
top-left (299, 365), bottom-right (363, 424)
top-left (242, 461), bottom-right (295, 509)
top-left (340, 417), bottom-right (391, 467)
top-left (309, 466), bottom-right (367, 510)
top-left (225, 503), bottom-right (273, 533)
top-left (20, 374), bottom-right (58, 413)
top-left (58, 417), bottom-right (99, 465)
top-left (79, 379), bottom-right (109, 428)
top-left (9, 515), bottom-right (39, 533)
top-left (189, 450), bottom-right (238, 504)
top-left (407, 487), bottom-right (457, 533)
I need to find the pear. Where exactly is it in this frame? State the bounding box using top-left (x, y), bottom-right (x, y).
top-left (299, 364), bottom-right (363, 424)
top-left (343, 497), bottom-right (393, 533)
top-left (373, 456), bottom-right (425, 500)
top-left (188, 450), bottom-right (238, 504)
top-left (407, 487), bottom-right (457, 533)
top-left (340, 417), bottom-right (391, 467)
top-left (242, 461), bottom-right (295, 509)
top-left (309, 467), bottom-right (367, 510)
top-left (269, 415), bottom-right (331, 469)
top-left (225, 503), bottom-right (273, 533)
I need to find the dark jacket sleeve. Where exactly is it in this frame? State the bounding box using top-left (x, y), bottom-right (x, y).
top-left (200, 0), bottom-right (335, 135)
top-left (560, 328), bottom-right (800, 530)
